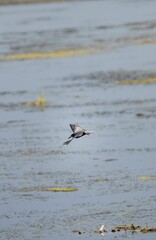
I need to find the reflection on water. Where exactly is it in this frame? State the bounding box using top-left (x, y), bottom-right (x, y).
top-left (0, 1), bottom-right (156, 240)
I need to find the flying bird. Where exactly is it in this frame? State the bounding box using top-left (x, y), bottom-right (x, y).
top-left (63, 124), bottom-right (93, 145)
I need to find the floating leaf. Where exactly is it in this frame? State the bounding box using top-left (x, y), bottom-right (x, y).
top-left (138, 176), bottom-right (156, 180)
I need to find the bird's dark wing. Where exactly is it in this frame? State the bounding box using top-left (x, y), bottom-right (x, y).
top-left (70, 124), bottom-right (82, 133)
top-left (63, 138), bottom-right (73, 145)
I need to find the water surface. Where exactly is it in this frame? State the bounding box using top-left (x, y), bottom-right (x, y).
top-left (0, 1), bottom-right (156, 239)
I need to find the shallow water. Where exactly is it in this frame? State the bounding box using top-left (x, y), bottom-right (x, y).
top-left (0, 1), bottom-right (156, 239)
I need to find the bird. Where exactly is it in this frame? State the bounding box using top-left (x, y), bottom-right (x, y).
top-left (63, 124), bottom-right (93, 145)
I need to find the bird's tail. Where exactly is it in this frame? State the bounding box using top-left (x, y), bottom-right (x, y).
top-left (63, 138), bottom-right (74, 146)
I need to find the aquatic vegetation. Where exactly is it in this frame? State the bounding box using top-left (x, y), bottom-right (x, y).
top-left (19, 186), bottom-right (79, 192)
top-left (44, 187), bottom-right (79, 192)
top-left (112, 224), bottom-right (156, 233)
top-left (0, 46), bottom-right (102, 62)
top-left (136, 39), bottom-right (156, 45)
top-left (95, 178), bottom-right (110, 182)
top-left (117, 77), bottom-right (156, 85)
top-left (138, 175), bottom-right (156, 180)
top-left (141, 227), bottom-right (156, 233)
top-left (22, 96), bottom-right (47, 107)
top-left (112, 224), bottom-right (140, 232)
top-left (73, 224), bottom-right (156, 235)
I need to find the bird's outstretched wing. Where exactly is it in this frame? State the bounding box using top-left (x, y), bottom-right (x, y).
top-left (63, 138), bottom-right (73, 145)
top-left (70, 124), bottom-right (82, 133)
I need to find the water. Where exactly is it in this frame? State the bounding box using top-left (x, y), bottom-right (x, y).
top-left (0, 1), bottom-right (156, 239)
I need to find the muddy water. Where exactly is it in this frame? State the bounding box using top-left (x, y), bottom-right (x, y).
top-left (0, 1), bottom-right (156, 239)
